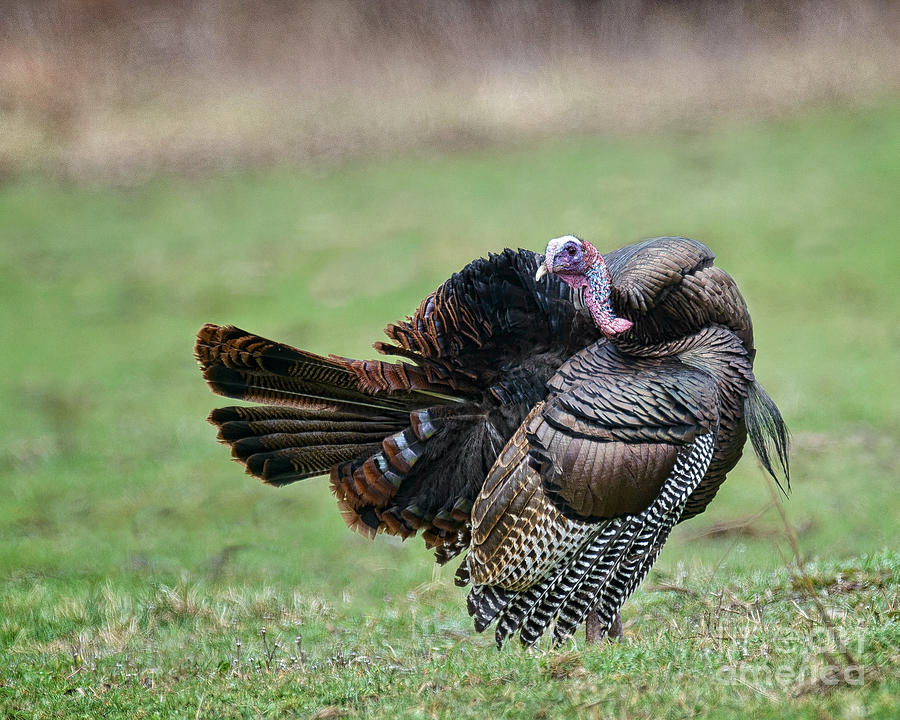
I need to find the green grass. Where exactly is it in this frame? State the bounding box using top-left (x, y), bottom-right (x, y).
top-left (1, 101), bottom-right (899, 718)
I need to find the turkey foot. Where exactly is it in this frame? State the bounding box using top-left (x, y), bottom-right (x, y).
top-left (585, 610), bottom-right (624, 645)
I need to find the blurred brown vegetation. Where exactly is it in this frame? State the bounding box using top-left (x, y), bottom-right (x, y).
top-left (1, 0), bottom-right (898, 182)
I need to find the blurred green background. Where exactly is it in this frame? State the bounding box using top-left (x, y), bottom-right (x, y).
top-left (1, 2), bottom-right (898, 718)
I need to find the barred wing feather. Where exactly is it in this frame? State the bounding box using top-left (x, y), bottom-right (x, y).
top-left (466, 340), bottom-right (721, 648)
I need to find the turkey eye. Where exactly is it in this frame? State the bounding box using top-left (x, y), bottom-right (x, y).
top-left (567, 246), bottom-right (577, 256)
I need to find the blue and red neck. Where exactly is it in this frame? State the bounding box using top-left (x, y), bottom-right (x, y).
top-left (580, 242), bottom-right (633, 338)
top-left (539, 236), bottom-right (634, 338)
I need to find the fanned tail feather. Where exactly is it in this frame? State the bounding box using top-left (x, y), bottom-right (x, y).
top-left (207, 405), bottom-right (399, 486)
top-left (195, 323), bottom-right (443, 413)
top-left (196, 324), bottom-right (484, 544)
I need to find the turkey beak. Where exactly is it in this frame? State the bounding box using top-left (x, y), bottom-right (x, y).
top-left (535, 264), bottom-right (550, 281)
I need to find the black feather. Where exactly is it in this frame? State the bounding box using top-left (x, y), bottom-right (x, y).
top-left (744, 379), bottom-right (791, 494)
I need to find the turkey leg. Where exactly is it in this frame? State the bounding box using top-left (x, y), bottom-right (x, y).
top-left (585, 609), bottom-right (624, 644)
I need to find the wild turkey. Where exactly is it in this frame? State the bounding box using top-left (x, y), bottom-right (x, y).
top-left (194, 235), bottom-right (789, 648)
